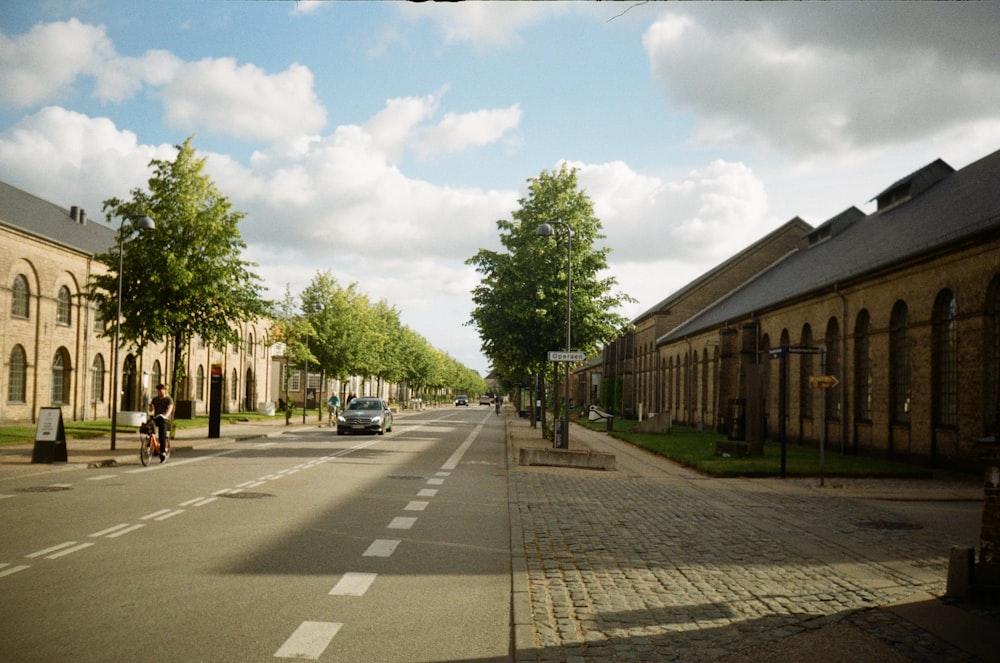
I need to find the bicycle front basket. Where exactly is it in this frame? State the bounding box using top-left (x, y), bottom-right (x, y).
top-left (139, 421), bottom-right (155, 435)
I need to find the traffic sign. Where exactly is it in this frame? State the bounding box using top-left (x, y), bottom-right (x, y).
top-left (548, 351), bottom-right (586, 362)
top-left (809, 375), bottom-right (839, 389)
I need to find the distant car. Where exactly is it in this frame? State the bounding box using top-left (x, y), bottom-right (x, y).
top-left (337, 397), bottom-right (393, 435)
top-left (454, 395), bottom-right (469, 406)
top-left (479, 394), bottom-right (493, 405)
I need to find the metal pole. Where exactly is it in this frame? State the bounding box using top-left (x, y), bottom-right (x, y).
top-left (110, 231), bottom-right (124, 451)
top-left (563, 225), bottom-right (571, 449)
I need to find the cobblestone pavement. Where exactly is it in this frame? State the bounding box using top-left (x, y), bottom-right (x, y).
top-left (509, 423), bottom-right (997, 662)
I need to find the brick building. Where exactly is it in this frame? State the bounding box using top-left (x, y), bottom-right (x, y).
top-left (1, 180), bottom-right (274, 424)
top-left (638, 147), bottom-right (1000, 468)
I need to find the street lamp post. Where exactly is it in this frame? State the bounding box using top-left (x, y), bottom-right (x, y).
top-left (536, 220), bottom-right (571, 449)
top-left (110, 215), bottom-right (155, 450)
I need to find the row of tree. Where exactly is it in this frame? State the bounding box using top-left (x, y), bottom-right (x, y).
top-left (465, 166), bottom-right (632, 423)
top-left (89, 137), bottom-right (485, 406)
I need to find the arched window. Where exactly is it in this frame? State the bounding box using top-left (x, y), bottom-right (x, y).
top-left (933, 290), bottom-right (958, 427)
top-left (151, 361), bottom-right (162, 391)
top-left (92, 355), bottom-right (105, 404)
top-left (8, 345), bottom-right (27, 402)
top-left (94, 305), bottom-right (105, 332)
top-left (12, 275), bottom-right (30, 319)
top-left (701, 348), bottom-right (709, 414)
top-left (51, 348), bottom-right (71, 404)
top-left (231, 369), bottom-right (239, 402)
top-left (799, 324), bottom-right (814, 418)
top-left (890, 301), bottom-right (910, 424)
top-left (247, 333), bottom-right (255, 359)
top-left (56, 286), bottom-right (72, 326)
top-left (824, 318), bottom-right (841, 418)
top-left (196, 365), bottom-right (205, 401)
top-left (854, 310), bottom-right (872, 421)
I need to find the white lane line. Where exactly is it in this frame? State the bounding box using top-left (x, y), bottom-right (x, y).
top-left (90, 524), bottom-right (132, 538)
top-left (154, 510), bottom-right (184, 521)
top-left (123, 450), bottom-right (234, 474)
top-left (0, 494), bottom-right (15, 500)
top-left (441, 423), bottom-right (482, 471)
top-left (387, 517), bottom-right (416, 530)
top-left (329, 572), bottom-right (377, 596)
top-left (435, 471), bottom-right (451, 477)
top-left (417, 488), bottom-right (438, 497)
top-left (426, 478), bottom-right (444, 486)
top-left (46, 542), bottom-right (95, 559)
top-left (0, 564), bottom-right (30, 578)
top-left (191, 497), bottom-right (218, 507)
top-left (141, 509), bottom-right (173, 520)
top-left (86, 475), bottom-right (116, 481)
top-left (363, 539), bottom-right (400, 557)
top-left (274, 621), bottom-right (342, 659)
top-left (106, 524), bottom-right (146, 539)
top-left (27, 541), bottom-right (78, 558)
top-left (404, 501), bottom-right (428, 512)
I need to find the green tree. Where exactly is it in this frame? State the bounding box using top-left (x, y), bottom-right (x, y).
top-left (467, 165), bottom-right (632, 420)
top-left (91, 137), bottom-right (269, 397)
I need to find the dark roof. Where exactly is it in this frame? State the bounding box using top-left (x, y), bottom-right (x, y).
top-left (661, 147), bottom-right (1000, 344)
top-left (0, 179), bottom-right (115, 255)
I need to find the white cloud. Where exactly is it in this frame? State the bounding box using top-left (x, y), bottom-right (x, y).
top-left (643, 4), bottom-right (1000, 158)
top-left (161, 58), bottom-right (327, 141)
top-left (399, 2), bottom-right (570, 49)
top-left (417, 105), bottom-right (522, 157)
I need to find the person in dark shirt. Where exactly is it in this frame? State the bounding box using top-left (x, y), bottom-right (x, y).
top-left (148, 383), bottom-right (174, 462)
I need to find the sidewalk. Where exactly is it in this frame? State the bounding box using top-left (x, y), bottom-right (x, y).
top-left (0, 416), bottom-right (320, 469)
top-left (507, 415), bottom-right (999, 663)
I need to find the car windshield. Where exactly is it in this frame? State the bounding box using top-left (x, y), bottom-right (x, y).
top-left (348, 399), bottom-right (381, 411)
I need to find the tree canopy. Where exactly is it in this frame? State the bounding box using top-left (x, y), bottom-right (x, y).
top-left (90, 137), bottom-right (270, 395)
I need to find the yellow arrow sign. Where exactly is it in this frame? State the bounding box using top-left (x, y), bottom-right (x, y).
top-left (809, 375), bottom-right (839, 389)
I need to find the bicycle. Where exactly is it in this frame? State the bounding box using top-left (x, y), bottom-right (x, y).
top-left (139, 416), bottom-right (171, 466)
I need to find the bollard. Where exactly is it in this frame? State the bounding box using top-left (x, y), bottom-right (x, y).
top-left (606, 415), bottom-right (614, 433)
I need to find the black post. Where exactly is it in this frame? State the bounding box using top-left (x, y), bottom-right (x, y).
top-left (778, 346), bottom-right (788, 479)
top-left (208, 364), bottom-right (223, 438)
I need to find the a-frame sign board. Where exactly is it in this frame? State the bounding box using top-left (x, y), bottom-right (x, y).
top-left (31, 407), bottom-right (68, 463)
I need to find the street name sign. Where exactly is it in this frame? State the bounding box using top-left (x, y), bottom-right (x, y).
top-left (548, 351), bottom-right (586, 362)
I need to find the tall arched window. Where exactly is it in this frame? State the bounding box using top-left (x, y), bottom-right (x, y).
top-left (854, 310), bottom-right (872, 421)
top-left (231, 369), bottom-right (239, 402)
top-left (799, 324), bottom-right (814, 418)
top-left (196, 365), bottom-right (205, 401)
top-left (824, 317), bottom-right (841, 418)
top-left (890, 301), bottom-right (910, 424)
top-left (51, 348), bottom-right (71, 404)
top-left (933, 290), bottom-right (958, 427)
top-left (8, 345), bottom-right (27, 402)
top-left (92, 355), bottom-right (105, 404)
top-left (56, 286), bottom-right (72, 326)
top-left (12, 275), bottom-right (30, 319)
top-left (151, 361), bottom-right (162, 390)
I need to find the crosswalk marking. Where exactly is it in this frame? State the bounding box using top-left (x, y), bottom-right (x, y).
top-left (274, 621), bottom-right (342, 659)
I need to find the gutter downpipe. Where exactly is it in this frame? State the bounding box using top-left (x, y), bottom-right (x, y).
top-left (685, 337), bottom-right (693, 427)
top-left (836, 284), bottom-right (848, 455)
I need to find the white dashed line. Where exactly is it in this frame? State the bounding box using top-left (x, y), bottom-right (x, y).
top-left (154, 510), bottom-right (184, 521)
top-left (27, 542), bottom-right (79, 558)
top-left (363, 539), bottom-right (400, 557)
top-left (404, 501), bottom-right (428, 511)
top-left (329, 572), bottom-right (377, 596)
top-left (426, 478), bottom-right (444, 485)
top-left (0, 564), bottom-right (30, 578)
top-left (417, 488), bottom-right (438, 497)
top-left (86, 475), bottom-right (116, 481)
top-left (90, 524), bottom-right (132, 537)
top-left (141, 509), bottom-right (174, 520)
top-left (105, 524), bottom-right (146, 539)
top-left (45, 542), bottom-right (95, 559)
top-left (387, 517), bottom-right (416, 530)
top-left (274, 621), bottom-right (342, 659)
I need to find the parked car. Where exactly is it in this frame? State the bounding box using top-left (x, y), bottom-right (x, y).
top-left (479, 394), bottom-right (493, 405)
top-left (454, 395), bottom-right (469, 406)
top-left (337, 397), bottom-right (393, 435)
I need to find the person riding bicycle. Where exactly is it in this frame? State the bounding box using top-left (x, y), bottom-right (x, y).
top-left (148, 383), bottom-right (174, 462)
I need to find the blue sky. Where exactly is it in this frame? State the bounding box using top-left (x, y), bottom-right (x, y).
top-left (3, 2), bottom-right (1000, 376)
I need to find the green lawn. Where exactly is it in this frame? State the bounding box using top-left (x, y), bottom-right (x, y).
top-left (576, 416), bottom-right (932, 479)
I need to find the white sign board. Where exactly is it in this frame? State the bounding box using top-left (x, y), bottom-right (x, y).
top-left (547, 351), bottom-right (586, 362)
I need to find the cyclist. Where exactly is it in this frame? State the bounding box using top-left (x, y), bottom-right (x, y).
top-left (495, 397), bottom-right (501, 416)
top-left (148, 383), bottom-right (174, 462)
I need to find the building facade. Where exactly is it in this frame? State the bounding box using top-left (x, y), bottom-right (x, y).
top-left (1, 180), bottom-right (274, 424)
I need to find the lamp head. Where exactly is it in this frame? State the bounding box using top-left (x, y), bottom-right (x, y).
top-left (137, 215), bottom-right (156, 230)
top-left (536, 222), bottom-right (555, 237)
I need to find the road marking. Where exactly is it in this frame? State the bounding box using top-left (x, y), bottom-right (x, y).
top-left (106, 524), bottom-right (145, 539)
top-left (86, 475), bottom-right (116, 481)
top-left (190, 497), bottom-right (218, 507)
top-left (417, 488), bottom-right (437, 497)
top-left (404, 501), bottom-right (428, 511)
top-left (441, 424), bottom-right (482, 470)
top-left (329, 572), bottom-right (377, 596)
top-left (0, 564), bottom-right (30, 578)
top-left (435, 471), bottom-right (451, 477)
top-left (426, 478), bottom-right (444, 485)
top-left (90, 523), bottom-right (132, 537)
top-left (154, 509), bottom-right (184, 521)
top-left (363, 539), bottom-right (400, 557)
top-left (0, 494), bottom-right (15, 500)
top-left (387, 517), bottom-right (416, 530)
top-left (141, 509), bottom-right (174, 520)
top-left (45, 542), bottom-right (95, 559)
top-left (27, 541), bottom-right (78, 558)
top-left (274, 621), bottom-right (342, 659)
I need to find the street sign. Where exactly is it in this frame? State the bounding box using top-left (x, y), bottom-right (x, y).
top-left (547, 351), bottom-right (586, 362)
top-left (809, 375), bottom-right (839, 389)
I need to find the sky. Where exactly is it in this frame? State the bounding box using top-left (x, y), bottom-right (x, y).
top-left (2, 1), bottom-right (1000, 377)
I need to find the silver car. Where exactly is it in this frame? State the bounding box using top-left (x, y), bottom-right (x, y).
top-left (337, 397), bottom-right (393, 435)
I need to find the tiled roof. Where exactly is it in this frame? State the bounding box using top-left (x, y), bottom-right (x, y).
top-left (660, 147), bottom-right (1000, 344)
top-left (0, 179), bottom-right (115, 255)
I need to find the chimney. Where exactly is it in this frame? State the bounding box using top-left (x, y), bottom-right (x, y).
top-left (70, 206), bottom-right (79, 222)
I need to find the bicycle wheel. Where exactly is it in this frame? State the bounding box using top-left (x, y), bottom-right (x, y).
top-left (139, 434), bottom-right (152, 466)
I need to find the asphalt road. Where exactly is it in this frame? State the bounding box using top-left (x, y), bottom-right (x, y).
top-left (0, 407), bottom-right (511, 662)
